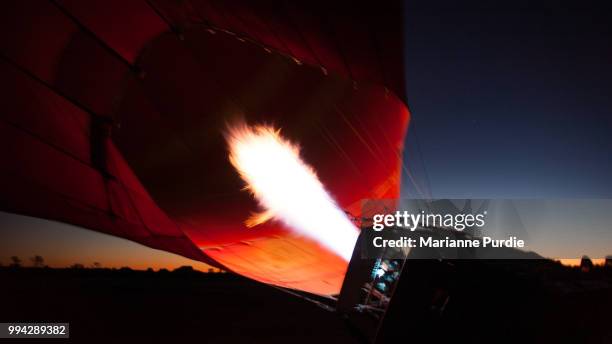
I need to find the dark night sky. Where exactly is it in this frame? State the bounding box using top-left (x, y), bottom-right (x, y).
top-left (401, 1), bottom-right (612, 198)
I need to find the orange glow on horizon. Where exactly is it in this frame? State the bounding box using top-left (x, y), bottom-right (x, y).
top-left (557, 258), bottom-right (606, 267)
top-left (0, 211), bottom-right (220, 272)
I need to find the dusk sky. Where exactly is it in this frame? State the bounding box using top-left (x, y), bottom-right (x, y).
top-left (2, 2), bottom-right (611, 268)
top-left (0, 211), bottom-right (216, 271)
top-left (401, 1), bottom-right (612, 198)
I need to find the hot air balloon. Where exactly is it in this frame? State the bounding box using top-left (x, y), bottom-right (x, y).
top-left (0, 0), bottom-right (409, 295)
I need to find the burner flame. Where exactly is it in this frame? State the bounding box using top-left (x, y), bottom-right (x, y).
top-left (226, 123), bottom-right (358, 261)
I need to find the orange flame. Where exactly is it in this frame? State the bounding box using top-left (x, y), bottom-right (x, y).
top-left (225, 123), bottom-right (358, 261)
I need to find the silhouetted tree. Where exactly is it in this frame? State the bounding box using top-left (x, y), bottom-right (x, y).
top-left (92, 262), bottom-right (101, 268)
top-left (580, 255), bottom-right (593, 273)
top-left (30, 255), bottom-right (44, 268)
top-left (172, 266), bottom-right (197, 276)
top-left (70, 263), bottom-right (84, 269)
top-left (10, 256), bottom-right (21, 268)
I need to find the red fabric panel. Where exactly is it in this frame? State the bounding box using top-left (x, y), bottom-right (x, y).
top-left (53, 30), bottom-right (129, 116)
top-left (57, 0), bottom-right (169, 63)
top-left (0, 121), bottom-right (107, 212)
top-left (147, 0), bottom-right (204, 30)
top-left (0, 60), bottom-right (91, 163)
top-left (248, 1), bottom-right (320, 66)
top-left (221, 0), bottom-right (294, 57)
top-left (105, 150), bottom-right (186, 238)
top-left (0, 1), bottom-right (130, 117)
top-left (324, 6), bottom-right (385, 84)
top-left (203, 0), bottom-right (259, 42)
top-left (0, 166), bottom-right (126, 240)
top-left (280, 2), bottom-right (351, 76)
top-left (0, 56), bottom-right (214, 267)
top-left (368, 1), bottom-right (407, 99)
top-left (189, 0), bottom-right (230, 29)
top-left (0, 1), bottom-right (78, 82)
top-left (145, 0), bottom-right (406, 99)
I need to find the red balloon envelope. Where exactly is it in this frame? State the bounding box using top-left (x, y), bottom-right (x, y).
top-left (0, 0), bottom-right (409, 295)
